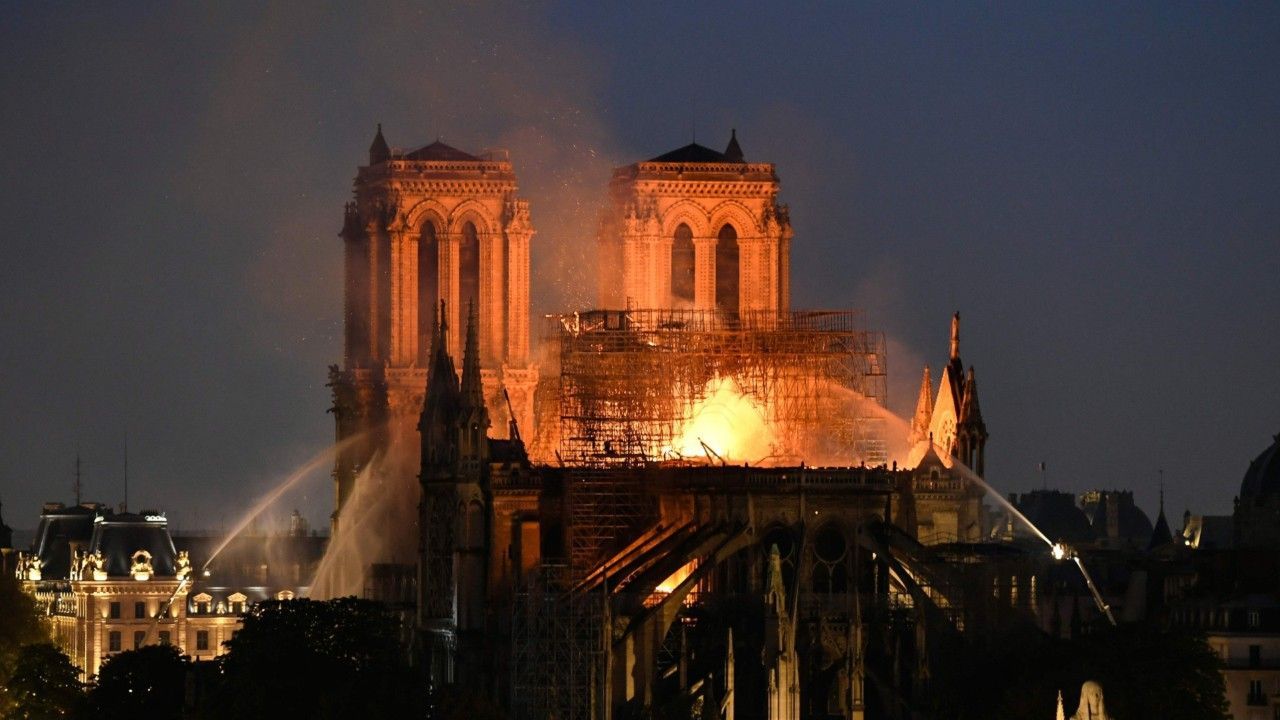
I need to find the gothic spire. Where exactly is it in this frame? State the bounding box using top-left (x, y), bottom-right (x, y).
top-left (908, 366), bottom-right (934, 447)
top-left (369, 123), bottom-right (391, 165)
top-left (1149, 469), bottom-right (1173, 550)
top-left (461, 301), bottom-right (484, 408)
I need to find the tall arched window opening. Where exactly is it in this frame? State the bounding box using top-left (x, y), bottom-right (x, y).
top-left (417, 221), bottom-right (439, 365)
top-left (671, 223), bottom-right (695, 305)
top-left (715, 224), bottom-right (739, 315)
top-left (460, 221), bottom-right (481, 316)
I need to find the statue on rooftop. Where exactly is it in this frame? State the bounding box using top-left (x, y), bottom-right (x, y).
top-left (1069, 681), bottom-right (1112, 720)
top-left (175, 550), bottom-right (191, 581)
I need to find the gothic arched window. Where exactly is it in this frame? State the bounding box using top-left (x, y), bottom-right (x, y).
top-left (418, 221), bottom-right (440, 364)
top-left (459, 222), bottom-right (481, 316)
top-left (715, 224), bottom-right (739, 315)
top-left (671, 223), bottom-right (695, 305)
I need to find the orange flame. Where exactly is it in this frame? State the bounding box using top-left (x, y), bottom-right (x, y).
top-left (666, 376), bottom-right (776, 463)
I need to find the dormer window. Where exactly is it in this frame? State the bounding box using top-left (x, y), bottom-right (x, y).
top-left (192, 593), bottom-right (212, 615)
top-left (228, 592), bottom-right (248, 615)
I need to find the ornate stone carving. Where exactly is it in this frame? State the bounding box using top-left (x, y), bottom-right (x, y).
top-left (130, 549), bottom-right (153, 581)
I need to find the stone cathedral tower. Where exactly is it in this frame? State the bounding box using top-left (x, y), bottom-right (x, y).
top-left (329, 125), bottom-right (537, 523)
top-left (597, 130), bottom-right (793, 313)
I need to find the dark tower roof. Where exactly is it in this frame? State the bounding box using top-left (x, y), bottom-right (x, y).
top-left (403, 140), bottom-right (480, 162)
top-left (723, 129), bottom-right (744, 162)
top-left (1240, 433), bottom-right (1280, 502)
top-left (649, 131), bottom-right (747, 164)
top-left (648, 142), bottom-right (730, 163)
top-left (33, 503), bottom-right (103, 579)
top-left (368, 123), bottom-right (391, 165)
top-left (88, 512), bottom-right (178, 578)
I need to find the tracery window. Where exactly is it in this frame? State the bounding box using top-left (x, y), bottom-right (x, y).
top-left (715, 224), bottom-right (739, 315)
top-left (671, 223), bottom-right (695, 304)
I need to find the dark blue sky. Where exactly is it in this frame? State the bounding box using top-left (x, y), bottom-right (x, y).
top-left (1, 3), bottom-right (1276, 531)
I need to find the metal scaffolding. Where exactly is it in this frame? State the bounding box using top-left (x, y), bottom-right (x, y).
top-left (542, 309), bottom-right (888, 468)
top-left (510, 564), bottom-right (603, 720)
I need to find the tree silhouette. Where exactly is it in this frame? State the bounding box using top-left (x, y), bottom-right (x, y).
top-left (2, 643), bottom-right (86, 719)
top-left (88, 644), bottom-right (188, 720)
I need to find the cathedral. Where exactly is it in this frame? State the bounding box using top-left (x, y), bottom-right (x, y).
top-left (331, 127), bottom-right (998, 719)
top-left (329, 127), bottom-right (537, 524)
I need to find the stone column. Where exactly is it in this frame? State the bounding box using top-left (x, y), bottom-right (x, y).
top-left (479, 229), bottom-right (505, 367)
top-left (388, 229), bottom-right (418, 367)
top-left (737, 236), bottom-right (763, 312)
top-left (505, 224), bottom-right (532, 365)
top-left (694, 236), bottom-right (717, 311)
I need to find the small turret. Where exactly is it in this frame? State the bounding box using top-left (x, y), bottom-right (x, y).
top-left (368, 123), bottom-right (391, 165)
top-left (908, 366), bottom-right (934, 448)
top-left (723, 128), bottom-right (744, 162)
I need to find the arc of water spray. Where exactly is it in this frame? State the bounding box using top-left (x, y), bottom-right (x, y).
top-left (938, 442), bottom-right (1116, 626)
top-left (152, 433), bottom-right (368, 625)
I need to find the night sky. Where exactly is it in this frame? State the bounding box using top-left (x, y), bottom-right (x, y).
top-left (2, 3), bottom-right (1277, 533)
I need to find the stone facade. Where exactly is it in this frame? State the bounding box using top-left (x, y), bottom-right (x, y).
top-left (330, 127), bottom-right (538, 524)
top-left (596, 132), bottom-right (793, 314)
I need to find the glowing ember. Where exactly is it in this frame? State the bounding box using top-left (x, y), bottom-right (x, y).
top-left (668, 376), bottom-right (775, 462)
